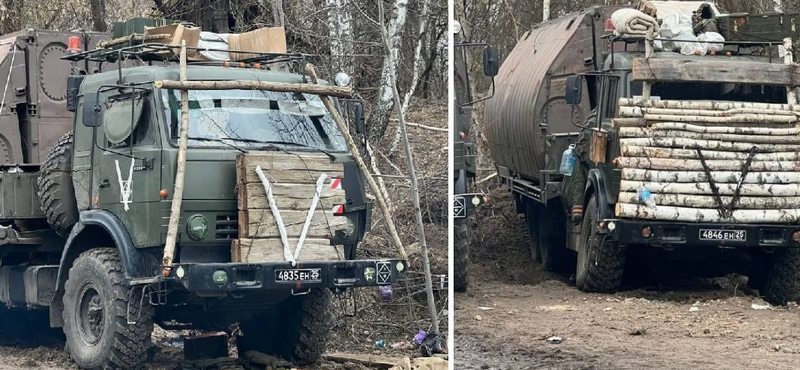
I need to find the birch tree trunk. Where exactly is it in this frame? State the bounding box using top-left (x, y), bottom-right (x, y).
top-left (326, 0), bottom-right (354, 75)
top-left (272, 0), bottom-right (285, 27)
top-left (388, 0), bottom-right (431, 153)
top-left (367, 0), bottom-right (409, 141)
top-left (543, 0), bottom-right (551, 21)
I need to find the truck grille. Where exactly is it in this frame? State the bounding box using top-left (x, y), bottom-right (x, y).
top-left (215, 214), bottom-right (238, 240)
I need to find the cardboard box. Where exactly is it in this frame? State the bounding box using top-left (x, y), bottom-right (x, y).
top-left (143, 23), bottom-right (204, 60)
top-left (228, 27), bottom-right (287, 61)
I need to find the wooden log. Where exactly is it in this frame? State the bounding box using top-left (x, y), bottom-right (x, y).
top-left (619, 138), bottom-right (799, 152)
top-left (621, 168), bottom-right (800, 184)
top-left (615, 157), bottom-right (800, 171)
top-left (238, 209), bottom-right (347, 238)
top-left (646, 122), bottom-right (799, 135)
top-left (631, 58), bottom-right (800, 86)
top-left (616, 203), bottom-right (800, 223)
top-left (621, 146), bottom-right (800, 161)
top-left (618, 98), bottom-right (800, 112)
top-left (236, 152), bottom-right (343, 184)
top-left (642, 113), bottom-right (797, 124)
top-left (96, 33), bottom-right (171, 49)
top-left (232, 238), bottom-right (344, 262)
top-left (153, 80), bottom-right (354, 98)
top-left (620, 180), bottom-right (800, 196)
top-left (323, 353), bottom-right (401, 369)
top-left (618, 106), bottom-right (800, 118)
top-left (619, 127), bottom-right (800, 144)
top-left (589, 130), bottom-right (608, 163)
top-left (237, 183), bottom-right (345, 210)
top-left (618, 191), bottom-right (800, 209)
top-left (612, 118), bottom-right (647, 127)
top-left (162, 42), bottom-right (189, 275)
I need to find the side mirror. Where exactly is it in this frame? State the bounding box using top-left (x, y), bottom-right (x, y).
top-left (483, 47), bottom-right (500, 77)
top-left (82, 91), bottom-right (104, 128)
top-left (353, 101), bottom-right (366, 135)
top-left (565, 76), bottom-right (583, 105)
top-left (66, 75), bottom-right (85, 113)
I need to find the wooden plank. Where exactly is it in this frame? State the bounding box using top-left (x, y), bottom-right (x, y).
top-left (232, 238), bottom-right (344, 262)
top-left (238, 209), bottom-right (347, 238)
top-left (237, 183), bottom-right (346, 210)
top-left (619, 138), bottom-right (799, 152)
top-left (631, 58), bottom-right (800, 86)
top-left (235, 152), bottom-right (343, 184)
top-left (322, 353), bottom-right (401, 369)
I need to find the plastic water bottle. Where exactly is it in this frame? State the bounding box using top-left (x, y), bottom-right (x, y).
top-left (637, 188), bottom-right (657, 208)
top-left (559, 144), bottom-right (577, 176)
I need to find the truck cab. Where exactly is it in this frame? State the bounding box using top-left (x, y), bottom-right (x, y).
top-left (0, 31), bottom-right (405, 370)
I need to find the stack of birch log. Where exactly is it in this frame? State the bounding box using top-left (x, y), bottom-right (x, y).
top-left (613, 98), bottom-right (800, 223)
top-left (231, 152), bottom-right (347, 262)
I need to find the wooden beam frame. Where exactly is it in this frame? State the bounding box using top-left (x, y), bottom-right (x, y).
top-left (153, 79), bottom-right (353, 98)
top-left (631, 58), bottom-right (800, 86)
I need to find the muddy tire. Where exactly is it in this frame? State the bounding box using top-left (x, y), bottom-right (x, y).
top-left (525, 201), bottom-right (541, 263)
top-left (761, 248), bottom-right (800, 305)
top-left (37, 131), bottom-right (79, 237)
top-left (454, 218), bottom-right (471, 292)
top-left (539, 200), bottom-right (571, 272)
top-left (238, 289), bottom-right (331, 365)
top-left (63, 248), bottom-right (153, 370)
top-left (575, 196), bottom-right (625, 292)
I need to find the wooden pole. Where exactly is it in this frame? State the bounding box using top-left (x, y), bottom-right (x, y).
top-left (304, 64), bottom-right (407, 261)
top-left (153, 80), bottom-right (354, 99)
top-left (162, 40), bottom-right (190, 276)
top-left (377, 0), bottom-right (439, 335)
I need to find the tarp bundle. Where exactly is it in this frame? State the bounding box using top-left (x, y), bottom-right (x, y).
top-left (612, 8), bottom-right (660, 37)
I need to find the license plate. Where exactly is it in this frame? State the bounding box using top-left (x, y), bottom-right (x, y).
top-left (699, 229), bottom-right (746, 241)
top-left (275, 269), bottom-right (321, 282)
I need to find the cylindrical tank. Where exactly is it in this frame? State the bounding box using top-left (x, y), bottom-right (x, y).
top-left (484, 6), bottom-right (621, 182)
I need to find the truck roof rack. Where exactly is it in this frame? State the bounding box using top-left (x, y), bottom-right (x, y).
top-left (62, 42), bottom-right (309, 69)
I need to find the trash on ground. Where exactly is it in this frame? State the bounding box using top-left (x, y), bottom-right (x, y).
top-left (546, 336), bottom-right (563, 344)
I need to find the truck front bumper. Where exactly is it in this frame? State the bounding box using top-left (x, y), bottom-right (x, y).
top-left (162, 259), bottom-right (406, 292)
top-left (603, 219), bottom-right (800, 248)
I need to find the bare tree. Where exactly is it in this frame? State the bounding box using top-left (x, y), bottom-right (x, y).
top-left (89, 0), bottom-right (108, 32)
top-left (366, 0), bottom-right (408, 141)
top-left (326, 0), bottom-right (354, 75)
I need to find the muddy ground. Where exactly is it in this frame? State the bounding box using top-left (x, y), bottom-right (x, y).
top-left (455, 189), bottom-right (800, 370)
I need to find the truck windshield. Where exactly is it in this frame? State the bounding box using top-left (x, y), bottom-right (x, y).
top-left (162, 89), bottom-right (347, 151)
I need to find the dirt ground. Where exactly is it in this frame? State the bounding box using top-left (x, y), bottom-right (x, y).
top-left (455, 189), bottom-right (800, 370)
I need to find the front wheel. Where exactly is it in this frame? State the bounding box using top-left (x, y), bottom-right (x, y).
top-left (237, 289), bottom-right (332, 365)
top-left (575, 197), bottom-right (625, 292)
top-left (454, 218), bottom-right (472, 292)
top-left (62, 248), bottom-right (154, 370)
top-left (760, 248), bottom-right (800, 305)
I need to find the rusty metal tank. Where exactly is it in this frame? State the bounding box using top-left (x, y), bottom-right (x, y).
top-left (484, 6), bottom-right (622, 182)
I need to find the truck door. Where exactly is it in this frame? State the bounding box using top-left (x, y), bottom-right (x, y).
top-left (92, 93), bottom-right (163, 247)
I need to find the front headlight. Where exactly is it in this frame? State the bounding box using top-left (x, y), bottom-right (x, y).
top-left (186, 214), bottom-right (208, 240)
top-left (334, 72), bottom-right (351, 87)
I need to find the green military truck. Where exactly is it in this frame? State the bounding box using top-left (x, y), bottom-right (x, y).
top-left (452, 20), bottom-right (497, 292)
top-left (0, 25), bottom-right (404, 369)
top-left (485, 4), bottom-right (800, 305)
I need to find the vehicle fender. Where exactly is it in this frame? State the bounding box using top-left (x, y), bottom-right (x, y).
top-left (50, 210), bottom-right (157, 327)
top-left (585, 169), bottom-right (614, 219)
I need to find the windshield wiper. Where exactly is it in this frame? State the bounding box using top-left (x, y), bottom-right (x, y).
top-left (218, 137), bottom-right (339, 161)
top-left (186, 136), bottom-right (247, 153)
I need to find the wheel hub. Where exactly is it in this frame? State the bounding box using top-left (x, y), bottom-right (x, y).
top-left (78, 287), bottom-right (104, 345)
